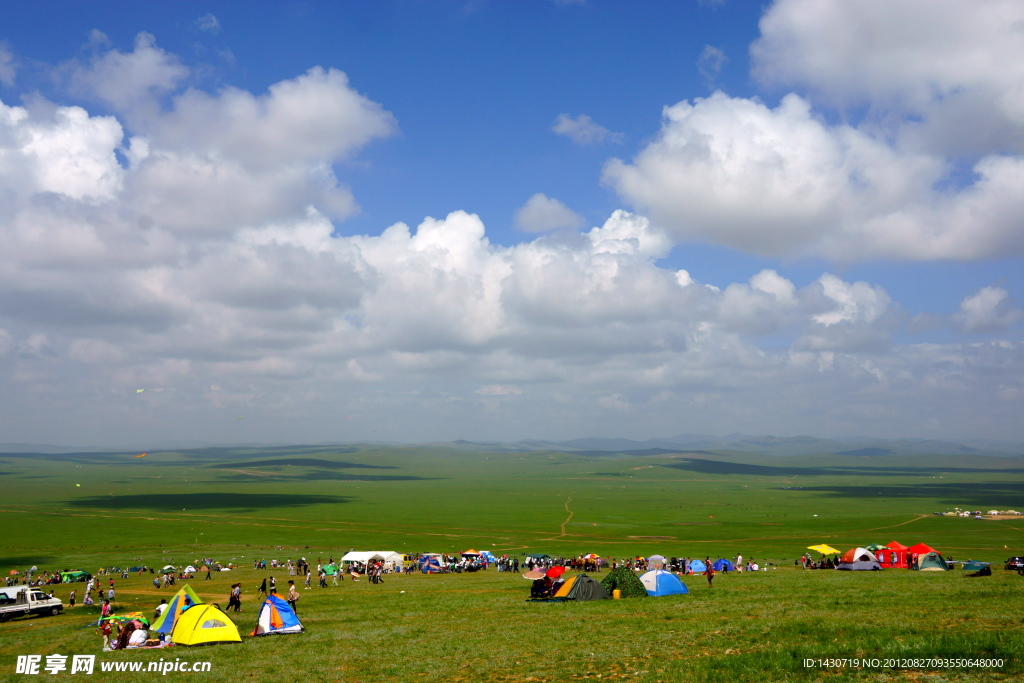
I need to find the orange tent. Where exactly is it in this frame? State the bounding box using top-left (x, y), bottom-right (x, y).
top-left (839, 547), bottom-right (877, 563)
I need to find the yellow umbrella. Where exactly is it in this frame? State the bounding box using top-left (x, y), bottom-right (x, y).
top-left (808, 544), bottom-right (841, 555)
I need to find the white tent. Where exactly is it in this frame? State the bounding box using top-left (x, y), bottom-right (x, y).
top-left (341, 551), bottom-right (404, 571)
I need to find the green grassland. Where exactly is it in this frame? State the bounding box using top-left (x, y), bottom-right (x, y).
top-left (2, 445), bottom-right (1024, 682)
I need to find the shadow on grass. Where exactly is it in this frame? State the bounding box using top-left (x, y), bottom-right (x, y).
top-left (567, 448), bottom-right (721, 458)
top-left (0, 451), bottom-right (139, 463)
top-left (209, 458), bottom-right (397, 470)
top-left (178, 445), bottom-right (357, 461)
top-left (778, 481), bottom-right (1024, 508)
top-left (214, 472), bottom-right (439, 483)
top-left (662, 458), bottom-right (1024, 477)
top-left (0, 555), bottom-right (56, 567)
top-left (68, 492), bottom-right (351, 512)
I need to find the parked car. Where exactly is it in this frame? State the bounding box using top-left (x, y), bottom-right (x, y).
top-left (1004, 556), bottom-right (1024, 572)
top-left (0, 586), bottom-right (63, 622)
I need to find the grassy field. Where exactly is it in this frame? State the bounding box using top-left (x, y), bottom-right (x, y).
top-left (2, 445), bottom-right (1024, 681)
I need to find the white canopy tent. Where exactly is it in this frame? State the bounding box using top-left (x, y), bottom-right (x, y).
top-left (341, 551), bottom-right (404, 571)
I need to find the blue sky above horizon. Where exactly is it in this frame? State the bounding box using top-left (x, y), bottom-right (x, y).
top-left (1, 0), bottom-right (1023, 447)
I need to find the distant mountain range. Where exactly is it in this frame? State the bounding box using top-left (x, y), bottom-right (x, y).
top-left (3, 434), bottom-right (1023, 458)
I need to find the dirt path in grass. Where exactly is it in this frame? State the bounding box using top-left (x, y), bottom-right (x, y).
top-left (559, 497), bottom-right (573, 536)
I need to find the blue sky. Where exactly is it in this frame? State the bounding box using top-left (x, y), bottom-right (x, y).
top-left (1, 1), bottom-right (1022, 447)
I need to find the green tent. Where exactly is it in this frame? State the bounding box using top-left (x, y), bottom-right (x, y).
top-left (565, 574), bottom-right (610, 601)
top-left (600, 567), bottom-right (648, 598)
top-left (323, 564), bottom-right (338, 576)
top-left (917, 552), bottom-right (950, 572)
top-left (60, 571), bottom-right (90, 583)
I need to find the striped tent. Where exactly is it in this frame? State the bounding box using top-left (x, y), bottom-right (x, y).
top-left (250, 594), bottom-right (303, 636)
top-left (151, 584), bottom-right (202, 635)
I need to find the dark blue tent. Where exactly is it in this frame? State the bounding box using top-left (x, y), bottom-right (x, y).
top-left (712, 559), bottom-right (735, 572)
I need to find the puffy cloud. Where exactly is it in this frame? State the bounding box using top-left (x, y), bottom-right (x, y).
top-left (955, 286), bottom-right (1023, 333)
top-left (751, 0), bottom-right (1024, 155)
top-left (513, 193), bottom-right (584, 232)
top-left (0, 98), bottom-right (124, 202)
top-left (603, 1), bottom-right (1024, 261)
top-left (63, 32), bottom-right (188, 124)
top-left (552, 113), bottom-right (623, 146)
top-left (148, 66), bottom-right (395, 169)
top-left (796, 275), bottom-right (899, 352)
top-left (604, 91), bottom-right (1024, 260)
top-left (717, 269), bottom-right (798, 335)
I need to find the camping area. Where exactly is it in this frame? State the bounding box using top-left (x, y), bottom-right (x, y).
top-left (1, 444), bottom-right (1023, 682)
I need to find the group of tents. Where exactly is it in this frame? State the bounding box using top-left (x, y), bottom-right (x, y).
top-left (534, 567), bottom-right (690, 602)
top-left (144, 585), bottom-right (303, 647)
top-left (812, 542), bottom-right (953, 571)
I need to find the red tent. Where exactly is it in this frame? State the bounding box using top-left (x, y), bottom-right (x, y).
top-left (879, 541), bottom-right (908, 569)
top-left (906, 543), bottom-right (936, 569)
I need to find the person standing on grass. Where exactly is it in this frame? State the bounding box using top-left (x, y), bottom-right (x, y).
top-left (259, 577), bottom-right (267, 597)
top-left (107, 585), bottom-right (115, 603)
top-left (304, 570), bottom-right (311, 590)
top-left (269, 576), bottom-right (276, 593)
top-left (704, 563), bottom-right (716, 588)
top-left (332, 569), bottom-right (340, 586)
top-left (287, 581), bottom-right (299, 614)
top-left (69, 590), bottom-right (76, 607)
top-left (101, 598), bottom-right (112, 619)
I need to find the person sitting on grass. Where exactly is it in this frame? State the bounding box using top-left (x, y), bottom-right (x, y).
top-left (154, 599), bottom-right (167, 622)
top-left (128, 625), bottom-right (148, 648)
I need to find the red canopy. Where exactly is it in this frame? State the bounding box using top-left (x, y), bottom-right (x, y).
top-left (545, 566), bottom-right (566, 579)
top-left (907, 543), bottom-right (935, 555)
top-left (878, 542), bottom-right (908, 568)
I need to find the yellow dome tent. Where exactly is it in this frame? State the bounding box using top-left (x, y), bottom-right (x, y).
top-left (171, 604), bottom-right (241, 646)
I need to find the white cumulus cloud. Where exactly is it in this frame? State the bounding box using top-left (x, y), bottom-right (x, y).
top-left (955, 286), bottom-right (1023, 333)
top-left (513, 193), bottom-right (584, 232)
top-left (605, 0), bottom-right (1024, 261)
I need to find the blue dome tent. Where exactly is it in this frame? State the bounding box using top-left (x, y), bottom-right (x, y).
top-left (639, 569), bottom-right (689, 596)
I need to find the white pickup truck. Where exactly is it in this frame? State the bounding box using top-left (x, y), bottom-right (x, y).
top-left (0, 586), bottom-right (64, 622)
